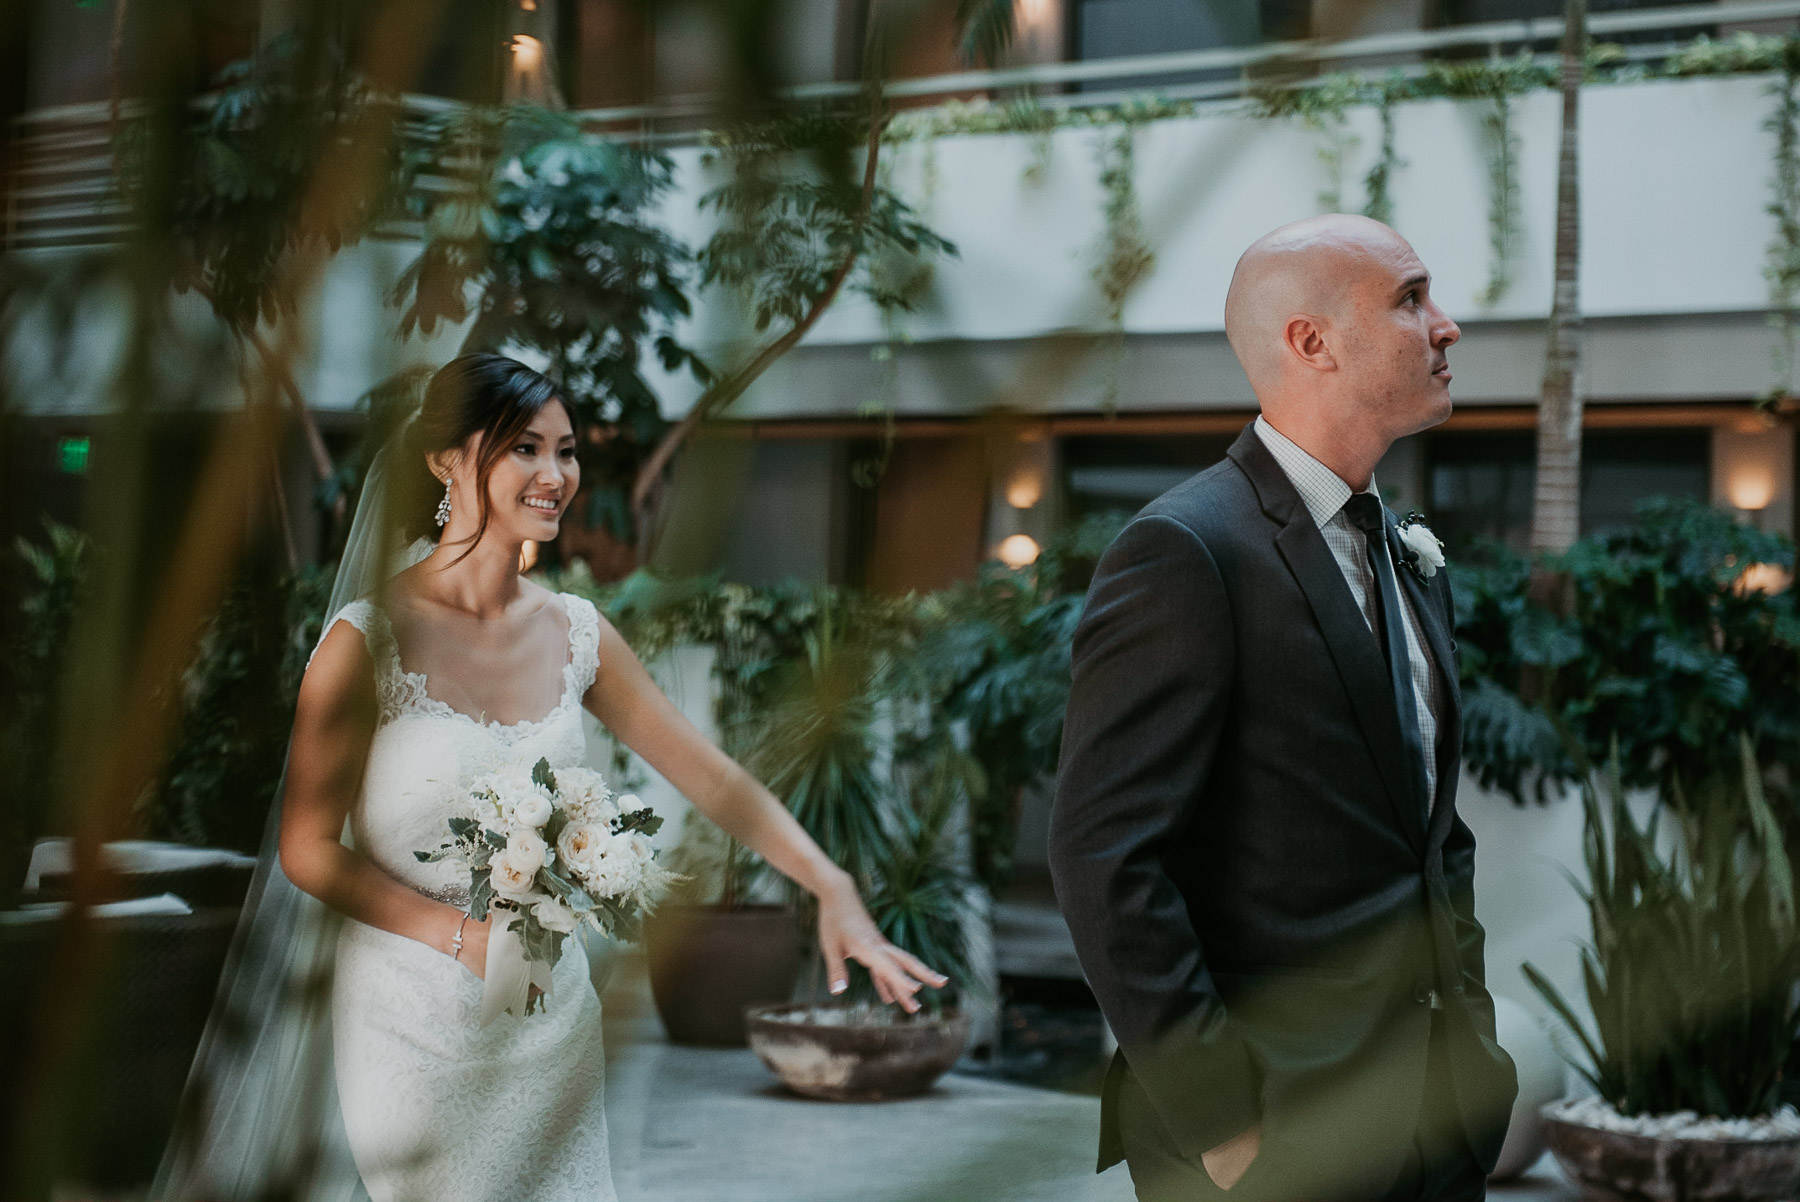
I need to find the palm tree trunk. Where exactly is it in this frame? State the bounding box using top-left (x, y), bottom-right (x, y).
top-left (1528, 0), bottom-right (1586, 614)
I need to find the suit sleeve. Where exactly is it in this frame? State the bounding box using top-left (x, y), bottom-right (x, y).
top-left (1049, 514), bottom-right (1261, 1160)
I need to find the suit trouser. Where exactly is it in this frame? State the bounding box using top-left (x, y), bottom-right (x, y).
top-left (1118, 1014), bottom-right (1487, 1202)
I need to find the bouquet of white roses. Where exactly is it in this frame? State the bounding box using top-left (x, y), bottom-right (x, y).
top-left (417, 757), bottom-right (669, 1018)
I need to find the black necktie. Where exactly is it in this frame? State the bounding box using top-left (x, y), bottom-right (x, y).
top-left (1342, 493), bottom-right (1431, 827)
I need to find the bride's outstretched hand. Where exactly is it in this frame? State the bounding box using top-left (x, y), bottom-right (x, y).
top-left (814, 873), bottom-right (949, 1013)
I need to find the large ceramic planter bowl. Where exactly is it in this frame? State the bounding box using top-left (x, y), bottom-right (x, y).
top-left (1542, 1106), bottom-right (1800, 1202)
top-left (746, 1004), bottom-right (970, 1101)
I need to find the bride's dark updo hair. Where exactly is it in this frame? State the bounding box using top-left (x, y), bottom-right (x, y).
top-left (397, 353), bottom-right (575, 552)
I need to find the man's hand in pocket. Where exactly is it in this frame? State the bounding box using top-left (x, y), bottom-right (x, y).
top-left (1201, 1123), bottom-right (1261, 1191)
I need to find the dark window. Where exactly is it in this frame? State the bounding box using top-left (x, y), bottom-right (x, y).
top-left (1060, 433), bottom-right (1235, 522)
top-left (1440, 0), bottom-right (1714, 41)
top-left (1424, 428), bottom-right (1711, 552)
top-left (1073, 0), bottom-right (1263, 60)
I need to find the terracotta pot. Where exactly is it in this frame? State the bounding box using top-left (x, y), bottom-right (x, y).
top-left (745, 1003), bottom-right (970, 1101)
top-left (1542, 1111), bottom-right (1800, 1202)
top-left (643, 904), bottom-right (803, 1046)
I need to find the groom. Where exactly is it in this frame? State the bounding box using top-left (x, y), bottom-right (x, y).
top-left (1050, 215), bottom-right (1518, 1202)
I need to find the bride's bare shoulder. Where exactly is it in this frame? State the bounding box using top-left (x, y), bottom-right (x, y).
top-left (298, 613), bottom-right (378, 713)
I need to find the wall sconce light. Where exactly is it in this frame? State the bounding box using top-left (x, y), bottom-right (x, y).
top-left (511, 34), bottom-right (544, 71)
top-left (1017, 0), bottom-right (1055, 29)
top-left (1728, 470), bottom-right (1775, 514)
top-left (1005, 468), bottom-right (1043, 510)
top-left (1002, 427), bottom-right (1051, 510)
top-left (519, 539), bottom-right (539, 573)
top-left (997, 534), bottom-right (1040, 567)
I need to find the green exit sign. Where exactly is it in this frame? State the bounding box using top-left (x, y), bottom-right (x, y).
top-left (56, 436), bottom-right (91, 475)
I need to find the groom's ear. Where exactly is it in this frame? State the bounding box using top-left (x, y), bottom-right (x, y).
top-left (1284, 315), bottom-right (1337, 373)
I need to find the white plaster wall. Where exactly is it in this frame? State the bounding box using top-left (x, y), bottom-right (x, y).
top-left (642, 73), bottom-right (1786, 417)
top-left (1460, 775), bottom-right (1591, 1035)
top-left (4, 239), bottom-right (469, 416)
top-left (291, 240), bottom-right (472, 411)
top-left (10, 75), bottom-right (1782, 419)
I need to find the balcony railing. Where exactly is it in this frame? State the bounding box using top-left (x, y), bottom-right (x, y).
top-left (7, 0), bottom-right (1799, 252)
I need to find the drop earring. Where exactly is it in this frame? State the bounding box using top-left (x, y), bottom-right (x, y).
top-left (435, 478), bottom-right (453, 527)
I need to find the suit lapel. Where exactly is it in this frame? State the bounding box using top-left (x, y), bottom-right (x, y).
top-left (1389, 524), bottom-right (1463, 841)
top-left (1228, 429), bottom-right (1429, 856)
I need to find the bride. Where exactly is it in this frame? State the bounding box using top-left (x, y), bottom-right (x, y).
top-left (161, 353), bottom-right (943, 1202)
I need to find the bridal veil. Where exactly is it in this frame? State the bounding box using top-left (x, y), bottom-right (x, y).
top-left (152, 442), bottom-right (431, 1202)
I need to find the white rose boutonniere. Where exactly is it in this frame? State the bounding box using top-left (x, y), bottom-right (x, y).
top-left (1395, 512), bottom-right (1446, 583)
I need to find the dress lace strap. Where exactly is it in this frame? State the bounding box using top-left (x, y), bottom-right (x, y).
top-left (312, 599), bottom-right (407, 721)
top-left (562, 594), bottom-right (602, 702)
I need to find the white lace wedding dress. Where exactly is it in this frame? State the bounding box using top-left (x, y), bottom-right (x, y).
top-left (324, 592), bottom-right (617, 1202)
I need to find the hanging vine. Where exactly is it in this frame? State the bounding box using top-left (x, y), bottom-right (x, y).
top-left (1250, 74), bottom-right (1364, 213)
top-left (867, 33), bottom-right (1789, 404)
top-left (1011, 95), bottom-right (1059, 188)
top-left (1418, 56), bottom-right (1547, 306)
top-left (854, 143), bottom-right (942, 486)
top-left (1091, 117), bottom-right (1156, 412)
top-left (1361, 77), bottom-right (1407, 226)
top-left (1479, 92), bottom-right (1522, 304)
top-left (1763, 39), bottom-right (1800, 404)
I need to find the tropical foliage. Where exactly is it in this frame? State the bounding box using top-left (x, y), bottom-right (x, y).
top-left (1, 522), bottom-right (90, 906)
top-left (138, 557), bottom-right (332, 854)
top-left (5, 523), bottom-right (334, 858)
top-left (117, 33), bottom-right (406, 338)
top-left (395, 106), bottom-right (709, 540)
top-left (1524, 739), bottom-right (1800, 1118)
top-left (907, 512), bottom-right (1124, 890)
top-left (699, 112), bottom-right (954, 335)
top-left (558, 512), bottom-right (1123, 898)
top-left (1455, 498), bottom-right (1800, 820)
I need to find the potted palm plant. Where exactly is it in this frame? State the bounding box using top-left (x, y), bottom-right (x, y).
top-left (1525, 737), bottom-right (1800, 1202)
top-left (739, 615), bottom-right (978, 1100)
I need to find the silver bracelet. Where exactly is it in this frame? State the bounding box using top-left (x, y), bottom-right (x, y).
top-left (451, 912), bottom-right (469, 961)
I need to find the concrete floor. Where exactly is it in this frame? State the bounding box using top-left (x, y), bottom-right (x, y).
top-left (601, 958), bottom-right (1132, 1202)
top-left (597, 956), bottom-right (1581, 1202)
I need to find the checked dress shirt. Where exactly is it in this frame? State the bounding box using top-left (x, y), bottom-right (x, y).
top-left (1252, 415), bottom-right (1445, 809)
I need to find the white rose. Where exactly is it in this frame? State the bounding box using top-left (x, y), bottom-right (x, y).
top-left (533, 897), bottom-right (580, 933)
top-left (1398, 523), bottom-right (1446, 577)
top-left (504, 829), bottom-right (551, 876)
top-left (558, 822), bottom-right (606, 873)
top-left (511, 790), bottom-right (553, 828)
top-left (489, 857), bottom-right (537, 899)
top-left (627, 834), bottom-right (654, 862)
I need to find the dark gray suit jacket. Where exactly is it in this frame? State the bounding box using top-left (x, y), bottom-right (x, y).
top-left (1049, 425), bottom-right (1517, 1200)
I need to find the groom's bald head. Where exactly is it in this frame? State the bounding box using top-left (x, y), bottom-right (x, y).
top-left (1225, 214), bottom-right (1402, 390)
top-left (1223, 215), bottom-right (1460, 476)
